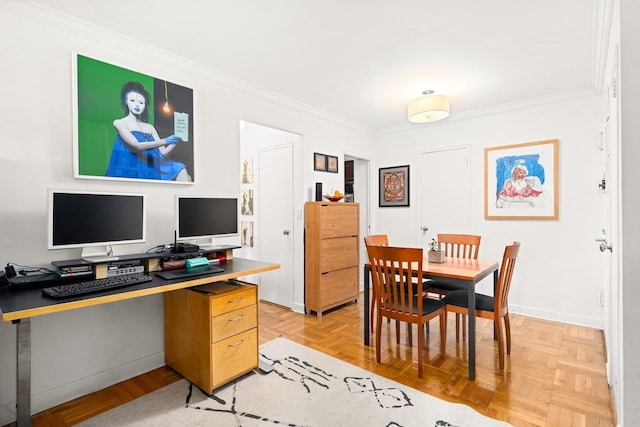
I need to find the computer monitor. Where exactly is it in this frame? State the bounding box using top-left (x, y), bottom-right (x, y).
top-left (175, 196), bottom-right (238, 248)
top-left (48, 190), bottom-right (146, 261)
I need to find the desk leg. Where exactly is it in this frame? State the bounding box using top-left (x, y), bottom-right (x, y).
top-left (15, 318), bottom-right (31, 426)
top-left (364, 266), bottom-right (370, 346)
top-left (468, 286), bottom-right (476, 381)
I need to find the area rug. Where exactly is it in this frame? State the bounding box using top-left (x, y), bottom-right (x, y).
top-left (79, 337), bottom-right (510, 426)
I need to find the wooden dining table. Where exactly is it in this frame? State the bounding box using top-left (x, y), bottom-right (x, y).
top-left (363, 256), bottom-right (499, 381)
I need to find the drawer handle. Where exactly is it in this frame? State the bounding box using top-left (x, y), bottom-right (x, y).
top-left (228, 297), bottom-right (244, 304)
top-left (228, 339), bottom-right (245, 348)
top-left (228, 315), bottom-right (245, 322)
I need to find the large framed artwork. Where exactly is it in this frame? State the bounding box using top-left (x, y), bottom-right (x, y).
top-left (484, 139), bottom-right (559, 220)
top-left (379, 165), bottom-right (410, 207)
top-left (73, 53), bottom-right (195, 183)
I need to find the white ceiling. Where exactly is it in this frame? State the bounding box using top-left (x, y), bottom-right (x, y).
top-left (29, 0), bottom-right (599, 132)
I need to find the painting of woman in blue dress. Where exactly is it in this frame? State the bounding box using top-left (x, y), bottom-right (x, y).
top-left (106, 81), bottom-right (191, 181)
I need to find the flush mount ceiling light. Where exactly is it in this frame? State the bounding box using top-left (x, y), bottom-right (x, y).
top-left (407, 90), bottom-right (450, 123)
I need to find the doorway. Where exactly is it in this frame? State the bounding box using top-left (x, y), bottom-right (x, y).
top-left (344, 154), bottom-right (370, 291)
top-left (240, 122), bottom-right (299, 309)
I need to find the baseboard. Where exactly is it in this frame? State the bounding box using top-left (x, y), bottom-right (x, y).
top-left (0, 351), bottom-right (165, 425)
top-left (292, 301), bottom-right (306, 314)
top-left (510, 304), bottom-right (603, 329)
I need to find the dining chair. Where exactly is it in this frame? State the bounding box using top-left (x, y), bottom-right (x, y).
top-left (442, 241), bottom-right (520, 370)
top-left (364, 235), bottom-right (421, 345)
top-left (424, 233), bottom-right (481, 339)
top-left (364, 234), bottom-right (389, 331)
top-left (367, 244), bottom-right (446, 378)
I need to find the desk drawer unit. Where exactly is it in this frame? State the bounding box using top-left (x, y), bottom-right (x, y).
top-left (165, 281), bottom-right (258, 394)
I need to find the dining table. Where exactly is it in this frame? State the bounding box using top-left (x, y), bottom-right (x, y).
top-left (363, 256), bottom-right (499, 381)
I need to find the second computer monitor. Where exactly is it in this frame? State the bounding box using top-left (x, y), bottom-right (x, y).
top-left (176, 196), bottom-right (238, 244)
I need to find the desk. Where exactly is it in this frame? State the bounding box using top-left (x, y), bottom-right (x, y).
top-left (363, 257), bottom-right (498, 381)
top-left (0, 258), bottom-right (279, 427)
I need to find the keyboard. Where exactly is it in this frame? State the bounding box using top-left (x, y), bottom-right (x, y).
top-left (41, 273), bottom-right (153, 299)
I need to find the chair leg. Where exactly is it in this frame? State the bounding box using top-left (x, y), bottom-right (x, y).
top-left (504, 313), bottom-right (511, 355)
top-left (417, 321), bottom-right (423, 379)
top-left (395, 320), bottom-right (401, 344)
top-left (495, 316), bottom-right (505, 370)
top-left (375, 315), bottom-right (383, 364)
top-left (370, 288), bottom-right (377, 331)
top-left (455, 314), bottom-right (460, 341)
top-left (439, 311), bottom-right (446, 354)
top-left (462, 314), bottom-right (466, 340)
top-left (407, 323), bottom-right (413, 346)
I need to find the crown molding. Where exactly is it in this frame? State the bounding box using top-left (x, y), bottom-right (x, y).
top-left (1, 1), bottom-right (374, 136)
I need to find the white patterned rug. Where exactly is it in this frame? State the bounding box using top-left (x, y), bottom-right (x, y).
top-left (79, 337), bottom-right (510, 426)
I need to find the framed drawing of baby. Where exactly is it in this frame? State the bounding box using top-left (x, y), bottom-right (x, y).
top-left (484, 139), bottom-right (558, 220)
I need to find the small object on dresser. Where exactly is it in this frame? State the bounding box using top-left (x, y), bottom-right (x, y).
top-left (324, 189), bottom-right (344, 202)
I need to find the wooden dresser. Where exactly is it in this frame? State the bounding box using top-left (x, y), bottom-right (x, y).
top-left (304, 201), bottom-right (359, 317)
top-left (164, 281), bottom-right (258, 394)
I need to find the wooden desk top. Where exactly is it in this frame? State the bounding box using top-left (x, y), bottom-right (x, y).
top-left (0, 258), bottom-right (280, 322)
top-left (365, 257), bottom-right (498, 282)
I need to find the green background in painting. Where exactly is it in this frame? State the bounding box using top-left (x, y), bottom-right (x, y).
top-left (77, 55), bottom-right (154, 176)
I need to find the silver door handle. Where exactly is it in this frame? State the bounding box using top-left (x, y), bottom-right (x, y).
top-left (596, 239), bottom-right (612, 252)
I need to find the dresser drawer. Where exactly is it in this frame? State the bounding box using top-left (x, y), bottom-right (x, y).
top-left (211, 328), bottom-right (258, 387)
top-left (318, 204), bottom-right (359, 238)
top-left (210, 286), bottom-right (257, 315)
top-left (318, 266), bottom-right (358, 306)
top-left (211, 305), bottom-right (257, 342)
top-left (320, 236), bottom-right (358, 272)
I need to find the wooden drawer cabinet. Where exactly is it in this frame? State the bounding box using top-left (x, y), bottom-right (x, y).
top-left (165, 281), bottom-right (258, 394)
top-left (305, 202), bottom-right (359, 317)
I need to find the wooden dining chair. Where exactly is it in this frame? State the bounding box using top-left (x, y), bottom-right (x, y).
top-left (364, 234), bottom-right (419, 344)
top-left (424, 233), bottom-right (481, 339)
top-left (364, 234), bottom-right (389, 331)
top-left (442, 241), bottom-right (520, 370)
top-left (367, 245), bottom-right (446, 378)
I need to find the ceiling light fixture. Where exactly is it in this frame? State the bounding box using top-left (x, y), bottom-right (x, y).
top-left (407, 90), bottom-right (450, 123)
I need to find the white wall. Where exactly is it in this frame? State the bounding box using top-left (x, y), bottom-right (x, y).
top-left (0, 2), bottom-right (619, 424)
top-left (0, 5), bottom-right (373, 423)
top-left (373, 95), bottom-right (604, 327)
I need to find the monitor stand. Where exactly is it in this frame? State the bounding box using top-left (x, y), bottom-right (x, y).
top-left (196, 239), bottom-right (223, 251)
top-left (81, 246), bottom-right (120, 263)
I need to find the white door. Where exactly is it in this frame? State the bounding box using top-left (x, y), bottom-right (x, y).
top-left (419, 147), bottom-right (470, 247)
top-left (258, 144), bottom-right (294, 307)
top-left (601, 59), bottom-right (621, 391)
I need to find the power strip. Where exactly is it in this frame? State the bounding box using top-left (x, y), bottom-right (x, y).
top-left (107, 265), bottom-right (145, 277)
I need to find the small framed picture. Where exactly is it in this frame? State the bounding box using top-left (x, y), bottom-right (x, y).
top-left (379, 165), bottom-right (410, 207)
top-left (314, 152), bottom-right (327, 171)
top-left (327, 155), bottom-right (339, 173)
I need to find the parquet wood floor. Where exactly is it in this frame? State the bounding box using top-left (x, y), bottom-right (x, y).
top-left (21, 296), bottom-right (615, 427)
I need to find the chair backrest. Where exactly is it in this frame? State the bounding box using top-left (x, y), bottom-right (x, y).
top-left (364, 235), bottom-right (389, 262)
top-left (437, 233), bottom-right (481, 259)
top-left (496, 241), bottom-right (521, 312)
top-left (367, 245), bottom-right (423, 321)
top-left (364, 234), bottom-right (389, 247)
